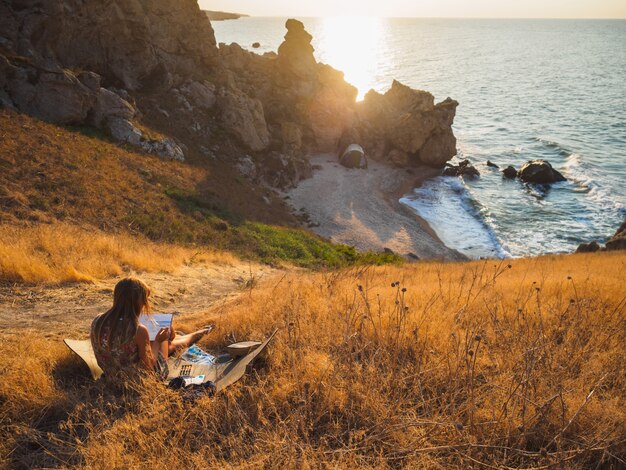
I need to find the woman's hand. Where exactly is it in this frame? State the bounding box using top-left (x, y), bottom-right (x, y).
top-left (155, 327), bottom-right (170, 343)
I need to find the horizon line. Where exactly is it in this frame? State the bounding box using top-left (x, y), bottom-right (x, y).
top-left (216, 14), bottom-right (626, 21)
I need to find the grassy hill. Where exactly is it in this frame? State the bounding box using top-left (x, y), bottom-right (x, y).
top-left (0, 110), bottom-right (398, 283)
top-left (1, 252), bottom-right (624, 467)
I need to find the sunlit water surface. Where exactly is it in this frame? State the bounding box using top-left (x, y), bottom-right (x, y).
top-left (214, 17), bottom-right (626, 258)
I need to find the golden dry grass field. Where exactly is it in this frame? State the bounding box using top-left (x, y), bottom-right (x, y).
top-left (0, 223), bottom-right (236, 284)
top-left (1, 252), bottom-right (624, 468)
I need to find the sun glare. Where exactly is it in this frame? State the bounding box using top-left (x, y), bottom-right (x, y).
top-left (315, 17), bottom-right (386, 100)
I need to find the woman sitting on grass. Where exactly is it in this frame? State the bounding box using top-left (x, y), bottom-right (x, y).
top-left (90, 277), bottom-right (212, 378)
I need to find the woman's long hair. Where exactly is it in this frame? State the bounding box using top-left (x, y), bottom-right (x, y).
top-left (92, 277), bottom-right (151, 351)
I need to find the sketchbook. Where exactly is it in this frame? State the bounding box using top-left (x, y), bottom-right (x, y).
top-left (139, 313), bottom-right (173, 341)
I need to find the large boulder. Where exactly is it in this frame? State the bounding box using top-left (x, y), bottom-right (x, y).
top-left (180, 80), bottom-right (216, 111)
top-left (356, 82), bottom-right (458, 167)
top-left (576, 241), bottom-right (601, 253)
top-left (418, 128), bottom-right (458, 167)
top-left (502, 165), bottom-right (518, 178)
top-left (106, 117), bottom-right (184, 160)
top-left (90, 88), bottom-right (136, 127)
top-left (518, 160), bottom-right (566, 184)
top-left (387, 149), bottom-right (410, 167)
top-left (7, 67), bottom-right (95, 124)
top-left (217, 86), bottom-right (270, 152)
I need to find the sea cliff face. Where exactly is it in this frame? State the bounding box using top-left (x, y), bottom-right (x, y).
top-left (0, 1), bottom-right (459, 188)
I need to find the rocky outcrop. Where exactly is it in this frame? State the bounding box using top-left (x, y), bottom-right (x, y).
top-left (204, 10), bottom-right (248, 21)
top-left (605, 219), bottom-right (626, 251)
top-left (90, 88), bottom-right (136, 128)
top-left (217, 19), bottom-right (458, 174)
top-left (277, 19), bottom-right (317, 79)
top-left (1, 6), bottom-right (459, 185)
top-left (575, 241), bottom-right (601, 253)
top-left (442, 159), bottom-right (480, 178)
top-left (354, 82), bottom-right (458, 168)
top-left (518, 160), bottom-right (566, 184)
top-left (387, 149), bottom-right (410, 168)
top-left (217, 86), bottom-right (270, 152)
top-left (180, 80), bottom-right (216, 111)
top-left (502, 165), bottom-right (518, 179)
top-left (575, 218), bottom-right (626, 253)
top-left (0, 0), bottom-right (218, 91)
top-left (0, 0), bottom-right (217, 160)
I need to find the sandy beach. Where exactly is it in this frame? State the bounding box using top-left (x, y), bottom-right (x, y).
top-left (286, 154), bottom-right (466, 261)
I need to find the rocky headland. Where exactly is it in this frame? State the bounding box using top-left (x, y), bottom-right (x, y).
top-left (204, 10), bottom-right (248, 21)
top-left (0, 1), bottom-right (461, 259)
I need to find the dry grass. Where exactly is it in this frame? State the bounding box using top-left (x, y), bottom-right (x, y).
top-left (1, 252), bottom-right (625, 468)
top-left (0, 223), bottom-right (236, 284)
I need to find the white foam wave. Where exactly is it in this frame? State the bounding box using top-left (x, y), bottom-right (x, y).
top-left (400, 177), bottom-right (510, 259)
top-left (564, 154), bottom-right (625, 213)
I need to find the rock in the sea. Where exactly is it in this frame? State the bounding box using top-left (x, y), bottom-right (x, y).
top-left (486, 160), bottom-right (499, 168)
top-left (518, 160), bottom-right (566, 184)
top-left (502, 165), bottom-right (518, 179)
top-left (605, 218), bottom-right (626, 251)
top-left (576, 241), bottom-right (601, 253)
top-left (217, 86), bottom-right (270, 151)
top-left (252, 42), bottom-right (261, 49)
top-left (443, 159), bottom-right (480, 178)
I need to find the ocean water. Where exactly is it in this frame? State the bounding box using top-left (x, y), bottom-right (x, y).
top-left (213, 18), bottom-right (626, 258)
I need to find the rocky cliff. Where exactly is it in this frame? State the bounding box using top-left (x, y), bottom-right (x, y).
top-left (1, 2), bottom-right (458, 189)
top-left (217, 19), bottom-right (459, 175)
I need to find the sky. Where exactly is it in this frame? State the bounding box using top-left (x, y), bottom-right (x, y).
top-left (199, 0), bottom-right (626, 19)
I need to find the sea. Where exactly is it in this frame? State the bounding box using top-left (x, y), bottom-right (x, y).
top-left (213, 17), bottom-right (626, 258)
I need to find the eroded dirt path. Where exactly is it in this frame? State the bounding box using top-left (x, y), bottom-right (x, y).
top-left (0, 262), bottom-right (279, 339)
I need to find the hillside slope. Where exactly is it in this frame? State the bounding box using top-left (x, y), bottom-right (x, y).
top-left (0, 110), bottom-right (398, 281)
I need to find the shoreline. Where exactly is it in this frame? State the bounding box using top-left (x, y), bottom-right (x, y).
top-left (286, 154), bottom-right (466, 261)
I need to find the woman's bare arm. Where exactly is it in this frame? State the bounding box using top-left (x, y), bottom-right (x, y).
top-left (135, 324), bottom-right (156, 370)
